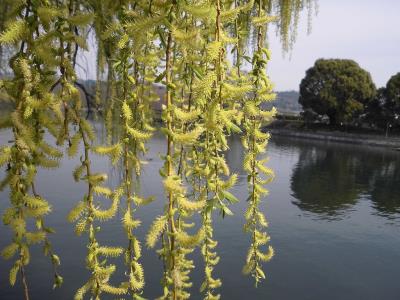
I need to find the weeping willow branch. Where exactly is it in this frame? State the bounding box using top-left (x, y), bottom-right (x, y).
top-left (0, 1), bottom-right (63, 299)
top-left (164, 17), bottom-right (179, 299)
top-left (0, 0), bottom-right (317, 298)
top-left (68, 96), bottom-right (126, 300)
top-left (242, 0), bottom-right (277, 285)
top-left (100, 7), bottom-right (157, 296)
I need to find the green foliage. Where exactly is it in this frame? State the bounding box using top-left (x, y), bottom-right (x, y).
top-left (363, 87), bottom-right (388, 129)
top-left (299, 59), bottom-right (377, 125)
top-left (364, 72), bottom-right (400, 129)
top-left (386, 73), bottom-right (400, 106)
top-left (384, 73), bottom-right (400, 125)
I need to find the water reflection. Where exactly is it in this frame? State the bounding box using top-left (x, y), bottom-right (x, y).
top-left (291, 147), bottom-right (359, 219)
top-left (272, 137), bottom-right (400, 221)
top-left (2, 119), bottom-right (400, 299)
top-left (369, 161), bottom-right (400, 218)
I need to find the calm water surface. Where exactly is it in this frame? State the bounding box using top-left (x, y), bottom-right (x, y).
top-left (1, 122), bottom-right (400, 300)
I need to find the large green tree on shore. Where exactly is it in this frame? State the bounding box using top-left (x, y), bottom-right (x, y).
top-left (299, 59), bottom-right (376, 126)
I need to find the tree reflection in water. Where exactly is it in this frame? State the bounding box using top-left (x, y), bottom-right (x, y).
top-left (272, 137), bottom-right (400, 221)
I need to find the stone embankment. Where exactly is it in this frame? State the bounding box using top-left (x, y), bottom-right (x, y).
top-left (270, 128), bottom-right (400, 150)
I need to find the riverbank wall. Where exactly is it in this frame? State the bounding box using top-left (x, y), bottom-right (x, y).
top-left (269, 128), bottom-right (400, 149)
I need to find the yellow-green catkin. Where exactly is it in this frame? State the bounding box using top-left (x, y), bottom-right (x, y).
top-left (67, 79), bottom-right (127, 300)
top-left (100, 5), bottom-right (160, 298)
top-left (0, 1), bottom-right (317, 298)
top-left (53, 2), bottom-right (125, 299)
top-left (0, 1), bottom-right (63, 297)
top-left (242, 0), bottom-right (277, 286)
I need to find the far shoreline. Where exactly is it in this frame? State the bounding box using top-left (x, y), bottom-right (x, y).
top-left (268, 126), bottom-right (400, 150)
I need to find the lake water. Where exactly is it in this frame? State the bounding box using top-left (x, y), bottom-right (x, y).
top-left (1, 122), bottom-right (400, 300)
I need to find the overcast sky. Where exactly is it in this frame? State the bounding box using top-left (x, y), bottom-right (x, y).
top-left (268, 0), bottom-right (400, 91)
top-left (77, 0), bottom-right (400, 92)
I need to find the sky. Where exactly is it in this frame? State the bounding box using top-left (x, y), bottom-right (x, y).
top-left (267, 0), bottom-right (400, 91)
top-left (77, 0), bottom-right (400, 91)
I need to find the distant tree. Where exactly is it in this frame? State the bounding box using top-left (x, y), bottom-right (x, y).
top-left (384, 72), bottom-right (400, 125)
top-left (300, 108), bottom-right (321, 125)
top-left (364, 73), bottom-right (400, 130)
top-left (299, 59), bottom-right (376, 126)
top-left (364, 88), bottom-right (388, 128)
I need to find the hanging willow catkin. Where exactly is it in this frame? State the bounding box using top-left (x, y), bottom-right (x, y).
top-left (0, 2), bottom-right (64, 298)
top-left (242, 0), bottom-right (277, 285)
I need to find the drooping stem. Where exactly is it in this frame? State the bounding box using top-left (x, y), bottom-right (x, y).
top-left (80, 122), bottom-right (100, 297)
top-left (165, 27), bottom-right (178, 300)
top-left (235, 0), bottom-right (241, 77)
top-left (20, 265), bottom-right (29, 300)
